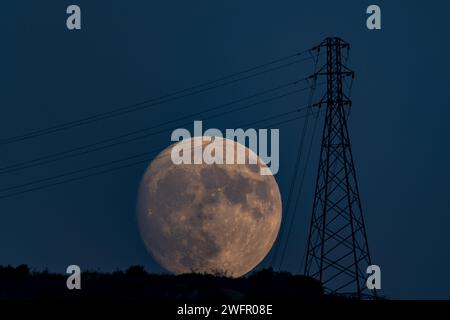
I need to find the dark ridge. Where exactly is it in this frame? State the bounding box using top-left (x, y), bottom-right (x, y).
top-left (0, 265), bottom-right (343, 301)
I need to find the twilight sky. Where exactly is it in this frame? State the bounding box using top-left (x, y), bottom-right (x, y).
top-left (0, 0), bottom-right (449, 299)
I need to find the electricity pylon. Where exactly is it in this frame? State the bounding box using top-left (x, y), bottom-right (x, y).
top-left (304, 37), bottom-right (376, 299)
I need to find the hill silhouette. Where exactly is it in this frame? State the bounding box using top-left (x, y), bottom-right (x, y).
top-left (0, 265), bottom-right (332, 301)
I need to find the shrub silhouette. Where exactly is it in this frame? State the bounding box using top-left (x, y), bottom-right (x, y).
top-left (125, 265), bottom-right (147, 276)
top-left (0, 264), bottom-right (326, 301)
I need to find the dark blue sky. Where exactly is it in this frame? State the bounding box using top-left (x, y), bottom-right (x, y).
top-left (0, 1), bottom-right (449, 299)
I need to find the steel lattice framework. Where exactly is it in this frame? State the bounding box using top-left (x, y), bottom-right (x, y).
top-left (304, 37), bottom-right (375, 299)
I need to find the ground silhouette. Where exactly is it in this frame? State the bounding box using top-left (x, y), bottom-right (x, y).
top-left (0, 264), bottom-right (335, 301)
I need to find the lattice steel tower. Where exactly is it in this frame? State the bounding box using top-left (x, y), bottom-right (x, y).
top-left (304, 37), bottom-right (375, 298)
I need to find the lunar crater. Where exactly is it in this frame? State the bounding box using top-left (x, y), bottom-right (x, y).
top-left (137, 137), bottom-right (282, 277)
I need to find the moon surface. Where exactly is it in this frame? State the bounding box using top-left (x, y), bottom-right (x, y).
top-left (137, 136), bottom-right (282, 277)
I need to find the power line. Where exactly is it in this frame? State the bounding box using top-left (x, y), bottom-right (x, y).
top-left (278, 108), bottom-right (321, 270)
top-left (0, 51), bottom-right (318, 145)
top-left (0, 158), bottom-right (156, 200)
top-left (0, 110), bottom-right (321, 200)
top-left (0, 151), bottom-right (157, 194)
top-left (0, 108), bottom-right (318, 193)
top-left (0, 81), bottom-right (324, 175)
top-left (270, 51), bottom-right (321, 269)
top-left (0, 78), bottom-right (308, 172)
top-left (270, 106), bottom-right (312, 268)
top-left (276, 58), bottom-right (321, 270)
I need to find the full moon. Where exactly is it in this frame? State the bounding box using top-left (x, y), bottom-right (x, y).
top-left (137, 136), bottom-right (282, 277)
